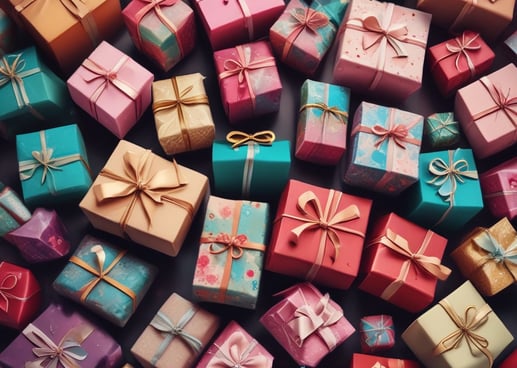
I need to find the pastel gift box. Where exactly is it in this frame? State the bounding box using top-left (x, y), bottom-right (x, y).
top-left (67, 41), bottom-right (153, 139)
top-left (122, 0), bottom-right (196, 72)
top-left (402, 280), bottom-right (514, 368)
top-left (192, 195), bottom-right (269, 309)
top-left (131, 292), bottom-right (220, 368)
top-left (152, 73), bottom-right (215, 155)
top-left (358, 212), bottom-right (450, 313)
top-left (455, 63), bottom-right (517, 159)
top-left (480, 156), bottom-right (517, 221)
top-left (16, 124), bottom-right (92, 207)
top-left (343, 102), bottom-right (424, 196)
top-left (260, 282), bottom-right (355, 367)
top-left (214, 40), bottom-right (282, 123)
top-left (0, 303), bottom-right (123, 367)
top-left (79, 139), bottom-right (208, 256)
top-left (0, 182), bottom-right (31, 236)
top-left (350, 353), bottom-right (420, 368)
top-left (359, 315), bottom-right (395, 353)
top-left (423, 112), bottom-right (461, 150)
top-left (501, 348), bottom-right (517, 368)
top-left (332, 0), bottom-right (431, 101)
top-left (265, 179), bottom-right (372, 290)
top-left (295, 79), bottom-right (350, 165)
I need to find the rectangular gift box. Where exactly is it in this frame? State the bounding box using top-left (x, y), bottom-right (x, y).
top-left (0, 182), bottom-right (31, 236)
top-left (423, 112), bottom-right (461, 150)
top-left (343, 102), bottom-right (424, 196)
top-left (455, 63), bottom-right (517, 159)
top-left (359, 315), bottom-right (395, 353)
top-left (265, 179), bottom-right (372, 289)
top-left (350, 353), bottom-right (420, 368)
top-left (79, 139), bottom-right (208, 256)
top-left (192, 195), bottom-right (269, 309)
top-left (53, 234), bottom-right (157, 327)
top-left (295, 79), bottom-right (350, 165)
top-left (152, 73), bottom-right (215, 155)
top-left (131, 292), bottom-right (220, 368)
top-left (67, 41), bottom-right (153, 139)
top-left (480, 156), bottom-right (517, 221)
top-left (402, 280), bottom-right (514, 368)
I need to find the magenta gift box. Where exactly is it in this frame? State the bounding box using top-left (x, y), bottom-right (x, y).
top-left (480, 156), bottom-right (517, 221)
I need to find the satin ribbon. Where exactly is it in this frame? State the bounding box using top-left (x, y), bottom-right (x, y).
top-left (0, 273), bottom-right (36, 313)
top-left (361, 315), bottom-right (394, 347)
top-left (432, 32), bottom-right (481, 76)
top-left (433, 299), bottom-right (493, 367)
top-left (23, 323), bottom-right (94, 368)
top-left (208, 331), bottom-right (267, 368)
top-left (223, 0), bottom-right (254, 40)
top-left (427, 113), bottom-right (459, 135)
top-left (473, 229), bottom-right (517, 279)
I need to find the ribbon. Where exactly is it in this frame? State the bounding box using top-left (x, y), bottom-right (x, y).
top-left (427, 113), bottom-right (459, 136)
top-left (484, 176), bottom-right (517, 198)
top-left (473, 229), bottom-right (517, 279)
top-left (299, 103), bottom-right (348, 132)
top-left (0, 273), bottom-right (37, 313)
top-left (432, 32), bottom-right (481, 76)
top-left (448, 0), bottom-right (477, 35)
top-left (207, 331), bottom-right (267, 368)
top-left (361, 315), bottom-right (394, 348)
top-left (222, 0), bottom-right (254, 40)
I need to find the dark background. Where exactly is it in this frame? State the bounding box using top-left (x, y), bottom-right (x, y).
top-left (1, 0), bottom-right (517, 366)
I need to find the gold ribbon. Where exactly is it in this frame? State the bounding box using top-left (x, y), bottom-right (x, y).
top-left (0, 273), bottom-right (37, 313)
top-left (299, 103), bottom-right (348, 126)
top-left (223, 0), bottom-right (254, 40)
top-left (208, 331), bottom-right (267, 368)
top-left (432, 32), bottom-right (481, 76)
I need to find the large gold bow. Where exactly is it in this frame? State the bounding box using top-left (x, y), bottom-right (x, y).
top-left (208, 331), bottom-right (267, 368)
top-left (282, 7), bottom-right (329, 59)
top-left (225, 130), bottom-right (276, 149)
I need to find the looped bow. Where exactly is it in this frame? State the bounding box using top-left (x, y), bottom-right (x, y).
top-left (291, 7), bottom-right (329, 33)
top-left (299, 103), bottom-right (348, 125)
top-left (219, 45), bottom-right (276, 85)
top-left (371, 124), bottom-right (411, 148)
top-left (208, 331), bottom-right (267, 368)
top-left (475, 77), bottom-right (517, 128)
top-left (445, 32), bottom-right (481, 75)
top-left (152, 85), bottom-right (208, 113)
top-left (361, 14), bottom-right (409, 57)
top-left (0, 274), bottom-right (18, 312)
top-left (226, 130), bottom-right (276, 149)
top-left (207, 232), bottom-right (249, 259)
top-left (474, 229), bottom-right (517, 266)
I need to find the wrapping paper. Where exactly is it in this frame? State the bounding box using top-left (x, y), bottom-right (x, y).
top-left (423, 112), bottom-right (461, 150)
top-left (0, 183), bottom-right (31, 236)
top-left (359, 315), bottom-right (395, 353)
top-left (350, 353), bottom-right (420, 368)
top-left (480, 156), bottom-right (517, 221)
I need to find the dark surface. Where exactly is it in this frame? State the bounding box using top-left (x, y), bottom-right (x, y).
top-left (0, 0), bottom-right (517, 367)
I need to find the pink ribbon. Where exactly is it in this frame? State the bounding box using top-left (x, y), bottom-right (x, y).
top-left (207, 331), bottom-right (267, 368)
top-left (432, 32), bottom-right (481, 76)
top-left (223, 0), bottom-right (254, 40)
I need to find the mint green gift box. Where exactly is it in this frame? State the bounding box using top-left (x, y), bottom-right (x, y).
top-left (16, 124), bottom-right (92, 207)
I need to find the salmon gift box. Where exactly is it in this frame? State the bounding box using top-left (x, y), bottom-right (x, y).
top-left (480, 156), bottom-right (517, 221)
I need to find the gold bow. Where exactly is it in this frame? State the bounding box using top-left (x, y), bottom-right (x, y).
top-left (282, 7), bottom-right (329, 59)
top-left (299, 102), bottom-right (348, 125)
top-left (225, 130), bottom-right (275, 149)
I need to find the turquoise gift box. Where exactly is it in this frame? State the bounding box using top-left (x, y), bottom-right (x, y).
top-left (16, 124), bottom-right (92, 207)
top-left (53, 234), bottom-right (157, 327)
top-left (423, 112), bottom-right (461, 150)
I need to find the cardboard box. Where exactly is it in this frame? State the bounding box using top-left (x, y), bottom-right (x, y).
top-left (423, 112), bottom-right (461, 150)
top-left (480, 156), bottom-right (517, 221)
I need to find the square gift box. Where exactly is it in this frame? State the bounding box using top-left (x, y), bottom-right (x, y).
top-left (192, 195), bottom-right (269, 309)
top-left (0, 182), bottom-right (31, 237)
top-left (402, 280), bottom-right (514, 368)
top-left (359, 315), bottom-right (395, 353)
top-left (350, 353), bottom-right (420, 368)
top-left (79, 139), bottom-right (208, 256)
top-left (423, 112), bottom-right (461, 150)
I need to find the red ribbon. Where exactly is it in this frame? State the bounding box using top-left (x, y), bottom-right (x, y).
top-left (432, 32), bottom-right (481, 76)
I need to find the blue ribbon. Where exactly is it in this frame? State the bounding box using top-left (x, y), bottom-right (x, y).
top-left (474, 229), bottom-right (517, 265)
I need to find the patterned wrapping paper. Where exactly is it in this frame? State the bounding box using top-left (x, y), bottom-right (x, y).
top-left (359, 315), bottom-right (395, 353)
top-left (423, 112), bottom-right (461, 150)
top-left (0, 183), bottom-right (31, 237)
top-left (350, 353), bottom-right (420, 368)
top-left (480, 156), bottom-right (517, 221)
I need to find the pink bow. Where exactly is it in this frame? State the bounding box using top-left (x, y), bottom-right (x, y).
top-left (207, 331), bottom-right (267, 368)
top-left (371, 124), bottom-right (411, 148)
top-left (207, 232), bottom-right (249, 259)
top-left (361, 14), bottom-right (409, 57)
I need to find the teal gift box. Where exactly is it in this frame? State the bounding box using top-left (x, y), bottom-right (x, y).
top-left (403, 148), bottom-right (483, 234)
top-left (212, 130), bottom-right (291, 200)
top-left (53, 234), bottom-right (157, 327)
top-left (16, 124), bottom-right (92, 207)
top-left (423, 112), bottom-right (461, 150)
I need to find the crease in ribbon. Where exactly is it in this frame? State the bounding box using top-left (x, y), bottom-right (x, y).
top-left (208, 331), bottom-right (267, 368)
top-left (472, 228), bottom-right (517, 280)
top-left (432, 32), bottom-right (481, 76)
top-left (0, 273), bottom-right (38, 313)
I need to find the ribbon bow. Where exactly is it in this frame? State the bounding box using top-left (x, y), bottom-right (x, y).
top-left (225, 130), bottom-right (276, 149)
top-left (0, 274), bottom-right (20, 313)
top-left (361, 315), bottom-right (394, 346)
top-left (282, 7), bottom-right (329, 59)
top-left (473, 77), bottom-right (517, 132)
top-left (428, 113), bottom-right (458, 136)
top-left (474, 229), bottom-right (517, 267)
top-left (206, 233), bottom-right (249, 259)
top-left (208, 331), bottom-right (267, 368)
top-left (371, 360), bottom-right (405, 368)
top-left (299, 103), bottom-right (348, 125)
top-left (371, 123), bottom-right (412, 148)
top-left (372, 363), bottom-right (386, 368)
top-left (360, 14), bottom-right (409, 58)
top-left (440, 32), bottom-right (481, 75)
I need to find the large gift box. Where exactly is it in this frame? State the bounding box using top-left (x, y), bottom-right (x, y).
top-left (79, 139), bottom-right (208, 256)
top-left (260, 282), bottom-right (355, 367)
top-left (350, 353), bottom-right (420, 368)
top-left (332, 0), bottom-right (431, 101)
top-left (423, 112), bottom-right (461, 150)
top-left (295, 79), bottom-right (350, 165)
top-left (343, 102), bottom-right (424, 196)
top-left (0, 182), bottom-right (31, 236)
top-left (152, 73), bottom-right (215, 155)
top-left (67, 41), bottom-right (154, 139)
top-left (358, 212), bottom-right (451, 313)
top-left (402, 280), bottom-right (514, 368)
top-left (192, 195), bottom-right (269, 309)
top-left (480, 156), bottom-right (517, 221)
top-left (265, 179), bottom-right (372, 289)
top-left (131, 292), bottom-right (220, 368)
top-left (455, 63), bottom-right (517, 159)
top-left (359, 315), bottom-right (395, 353)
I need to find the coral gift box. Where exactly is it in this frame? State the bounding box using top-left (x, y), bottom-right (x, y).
top-left (480, 156), bottom-right (517, 221)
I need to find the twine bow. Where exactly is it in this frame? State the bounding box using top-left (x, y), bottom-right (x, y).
top-left (474, 229), bottom-right (517, 278)
top-left (208, 331), bottom-right (267, 368)
top-left (434, 32), bottom-right (481, 76)
top-left (226, 130), bottom-right (275, 149)
top-left (299, 103), bottom-right (348, 126)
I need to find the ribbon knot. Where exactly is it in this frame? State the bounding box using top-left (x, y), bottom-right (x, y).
top-left (226, 130), bottom-right (276, 149)
top-left (299, 102), bottom-right (348, 125)
top-left (207, 232), bottom-right (249, 259)
top-left (371, 123), bottom-right (411, 148)
top-left (474, 229), bottom-right (517, 271)
top-left (361, 14), bottom-right (409, 58)
top-left (208, 331), bottom-right (267, 368)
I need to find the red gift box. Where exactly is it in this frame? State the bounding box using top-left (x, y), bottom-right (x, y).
top-left (480, 156), bottom-right (517, 221)
top-left (501, 348), bottom-right (517, 368)
top-left (350, 353), bottom-right (420, 368)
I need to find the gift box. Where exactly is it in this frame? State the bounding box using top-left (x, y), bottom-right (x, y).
top-left (423, 112), bottom-right (461, 150)
top-left (16, 124), bottom-right (92, 207)
top-left (350, 353), bottom-right (420, 368)
top-left (295, 79), bottom-right (350, 165)
top-left (212, 130), bottom-right (290, 200)
top-left (265, 179), bottom-right (372, 289)
top-left (0, 8), bottom-right (16, 55)
top-left (67, 41), bottom-right (154, 139)
top-left (402, 280), bottom-right (514, 368)
top-left (192, 195), bottom-right (269, 309)
top-left (358, 212), bottom-right (450, 313)
top-left (455, 63), bottom-right (517, 159)
top-left (332, 0), bottom-right (431, 101)
top-left (214, 40), bottom-right (282, 123)
top-left (197, 320), bottom-right (274, 367)
top-left (0, 303), bottom-right (123, 367)
top-left (269, 0), bottom-right (347, 75)
top-left (501, 348), bottom-right (517, 368)
top-left (131, 292), bottom-right (220, 368)
top-left (79, 139), bottom-right (208, 256)
top-left (0, 261), bottom-right (41, 330)
top-left (53, 234), bottom-right (157, 327)
top-left (152, 73), bottom-right (215, 155)
top-left (480, 156), bottom-right (517, 221)
top-left (343, 102), bottom-right (424, 196)
top-left (193, 0), bottom-right (285, 51)
top-left (260, 282), bottom-right (355, 367)
top-left (359, 315), bottom-right (395, 353)
top-left (122, 0), bottom-right (196, 72)
top-left (0, 182), bottom-right (31, 237)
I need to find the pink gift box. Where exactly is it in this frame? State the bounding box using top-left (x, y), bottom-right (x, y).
top-left (480, 156), bottom-right (517, 221)
top-left (67, 41), bottom-right (153, 138)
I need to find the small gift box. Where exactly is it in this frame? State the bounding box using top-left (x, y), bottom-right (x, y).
top-left (359, 315), bottom-right (395, 353)
top-left (0, 303), bottom-right (123, 367)
top-left (358, 213), bottom-right (451, 313)
top-left (260, 282), bottom-right (355, 367)
top-left (152, 73), bottom-right (215, 155)
top-left (16, 124), bottom-right (92, 207)
top-left (332, 0), bottom-right (431, 101)
top-left (131, 292), bottom-right (220, 368)
top-left (212, 130), bottom-right (291, 200)
top-left (0, 261), bottom-right (41, 330)
top-left (197, 320), bottom-right (274, 367)
top-left (0, 182), bottom-right (31, 237)
top-left (501, 348), bottom-right (517, 368)
top-left (350, 353), bottom-right (420, 368)
top-left (214, 40), bottom-right (282, 123)
top-left (265, 179), bottom-right (372, 289)
top-left (480, 156), bottom-right (517, 221)
top-left (122, 0), bottom-right (196, 72)
top-left (343, 102), bottom-right (424, 196)
top-left (53, 234), bottom-right (157, 327)
top-left (455, 63), bottom-right (517, 159)
top-left (67, 41), bottom-right (154, 139)
top-left (192, 195), bottom-right (269, 309)
top-left (402, 280), bottom-right (514, 368)
top-left (295, 79), bottom-right (350, 165)
top-left (79, 139), bottom-right (208, 256)
top-left (423, 112), bottom-right (461, 150)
